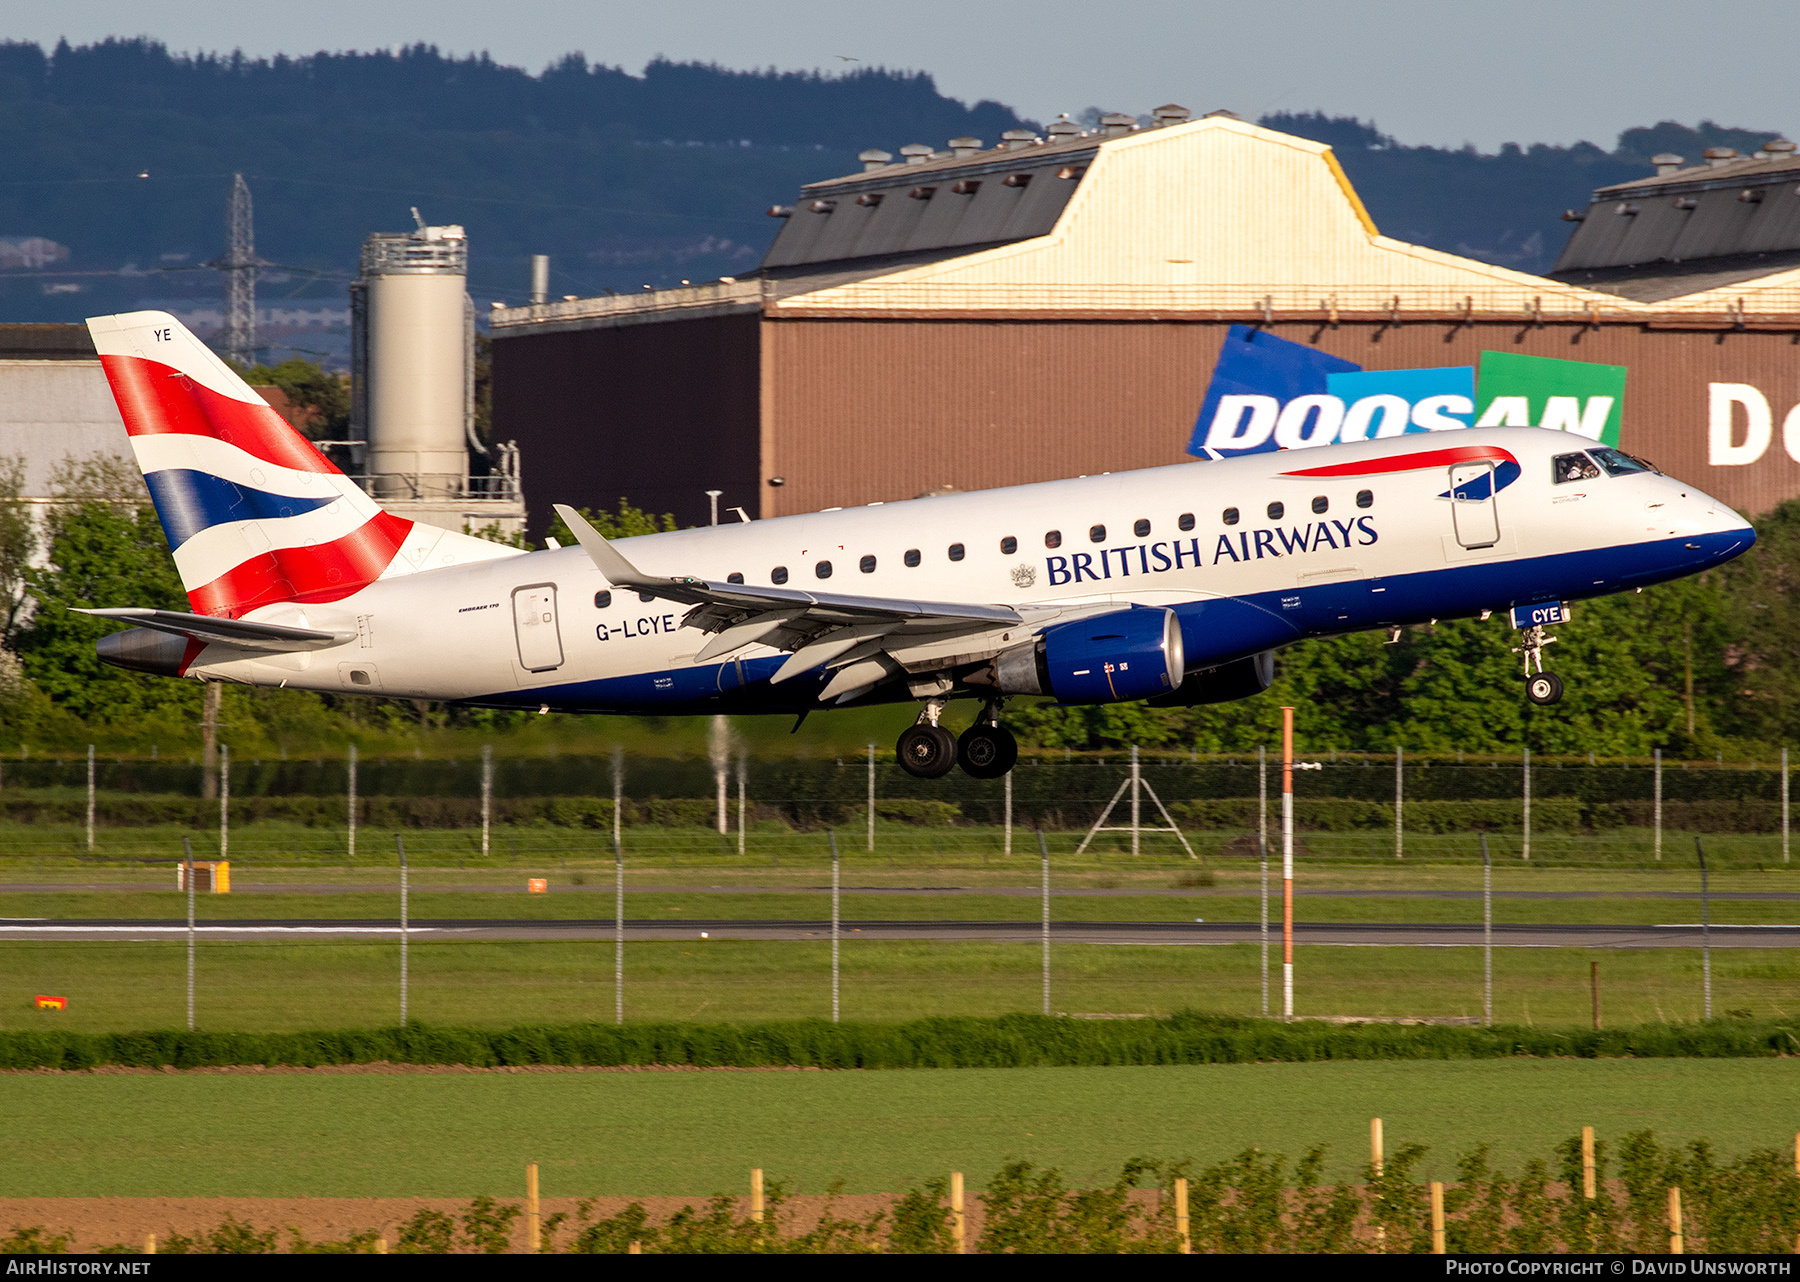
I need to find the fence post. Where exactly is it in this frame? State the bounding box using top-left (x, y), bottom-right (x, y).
top-left (950, 1171), bottom-right (965, 1253)
top-left (1259, 745), bottom-right (1268, 1017)
top-left (1521, 747), bottom-right (1530, 862)
top-left (750, 1168), bottom-right (764, 1223)
top-left (396, 833), bottom-right (409, 1024)
top-left (829, 829), bottom-right (840, 1023)
top-left (614, 829), bottom-right (625, 1026)
top-left (526, 1162), bottom-right (540, 1253)
top-left (1429, 1180), bottom-right (1446, 1254)
top-left (1394, 744), bottom-right (1403, 860)
top-left (183, 835), bottom-right (195, 1031)
top-left (737, 756), bottom-right (747, 857)
top-left (611, 746), bottom-right (624, 853)
top-left (85, 744), bottom-right (95, 851)
top-left (347, 743), bottom-right (357, 862)
top-left (1003, 769), bottom-right (1013, 858)
top-left (480, 744), bottom-right (492, 858)
top-left (1654, 747), bottom-right (1663, 862)
top-left (1130, 744), bottom-right (1141, 858)
top-left (1784, 748), bottom-right (1790, 865)
top-left (1581, 1126), bottom-right (1596, 1200)
top-left (1038, 829), bottom-right (1051, 1015)
top-left (1591, 961), bottom-right (1601, 1030)
top-left (1668, 1186), bottom-right (1684, 1255)
top-left (1174, 1176), bottom-right (1190, 1254)
top-left (1282, 708), bottom-right (1295, 1020)
top-left (1697, 837), bottom-right (1711, 1019)
top-left (1371, 1117), bottom-right (1385, 1252)
top-left (1481, 833), bottom-right (1492, 1026)
top-left (219, 743), bottom-right (229, 860)
top-left (867, 743), bottom-right (876, 853)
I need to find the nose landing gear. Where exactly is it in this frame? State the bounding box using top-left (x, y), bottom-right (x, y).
top-left (1516, 625), bottom-right (1564, 705)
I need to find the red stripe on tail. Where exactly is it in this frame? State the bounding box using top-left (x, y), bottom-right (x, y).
top-left (98, 353), bottom-right (339, 474)
top-left (185, 511), bottom-right (414, 617)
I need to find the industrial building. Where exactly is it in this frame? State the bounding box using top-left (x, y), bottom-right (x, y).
top-left (490, 110), bottom-right (1800, 530)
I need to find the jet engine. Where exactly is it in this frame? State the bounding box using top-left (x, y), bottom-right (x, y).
top-left (976, 607), bottom-right (1184, 704)
top-left (1148, 650), bottom-right (1275, 707)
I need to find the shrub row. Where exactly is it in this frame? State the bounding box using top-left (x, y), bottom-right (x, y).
top-left (10, 1132), bottom-right (1796, 1253)
top-left (4, 1012), bottom-right (1797, 1072)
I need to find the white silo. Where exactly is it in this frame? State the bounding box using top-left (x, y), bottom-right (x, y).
top-left (350, 219), bottom-right (473, 499)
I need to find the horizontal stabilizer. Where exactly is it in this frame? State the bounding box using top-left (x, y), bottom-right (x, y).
top-left (77, 608), bottom-right (355, 653)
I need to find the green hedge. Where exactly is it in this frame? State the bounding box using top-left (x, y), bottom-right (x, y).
top-left (3, 1013), bottom-right (1796, 1072)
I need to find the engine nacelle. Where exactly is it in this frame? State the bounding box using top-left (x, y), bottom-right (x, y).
top-left (1148, 650), bottom-right (1275, 708)
top-left (980, 607), bottom-right (1183, 704)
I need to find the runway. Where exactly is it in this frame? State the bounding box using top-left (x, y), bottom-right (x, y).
top-left (1, 918), bottom-right (1795, 948)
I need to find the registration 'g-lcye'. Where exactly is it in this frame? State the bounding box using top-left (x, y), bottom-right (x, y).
top-left (83, 311), bottom-right (1754, 779)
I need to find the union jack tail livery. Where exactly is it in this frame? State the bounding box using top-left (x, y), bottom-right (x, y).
top-left (88, 311), bottom-right (510, 619)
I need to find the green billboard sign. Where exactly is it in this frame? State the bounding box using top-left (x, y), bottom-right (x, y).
top-left (1473, 351), bottom-right (1627, 447)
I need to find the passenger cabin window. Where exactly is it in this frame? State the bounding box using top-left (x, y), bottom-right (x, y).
top-left (771, 566), bottom-right (789, 584)
top-left (726, 573), bottom-right (744, 585)
top-left (816, 560), bottom-right (833, 579)
top-left (1044, 530), bottom-right (1062, 549)
top-left (1000, 536), bottom-right (1017, 555)
top-left (859, 555), bottom-right (876, 573)
top-left (1133, 518), bottom-right (1151, 537)
top-left (1178, 513), bottom-right (1195, 531)
top-left (1267, 502), bottom-right (1285, 521)
top-left (948, 543), bottom-right (965, 562)
top-left (903, 548), bottom-right (921, 567)
top-left (1223, 507), bottom-right (1240, 526)
top-left (1356, 490), bottom-right (1373, 509)
top-left (594, 590), bottom-right (612, 609)
top-left (1089, 524), bottom-right (1106, 543)
top-left (1554, 452), bottom-right (1603, 484)
top-left (638, 592), bottom-right (655, 603)
top-left (1311, 496), bottom-right (1328, 515)
top-left (1589, 447), bottom-right (1651, 477)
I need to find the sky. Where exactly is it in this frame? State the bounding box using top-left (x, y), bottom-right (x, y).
top-left (17, 0), bottom-right (1800, 151)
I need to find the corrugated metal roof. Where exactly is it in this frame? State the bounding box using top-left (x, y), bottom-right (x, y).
top-left (1553, 150), bottom-right (1800, 275)
top-left (1551, 250), bottom-right (1800, 303)
top-left (760, 136), bottom-right (1100, 270)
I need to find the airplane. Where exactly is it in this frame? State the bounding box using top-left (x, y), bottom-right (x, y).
top-left (82, 310), bottom-right (1754, 779)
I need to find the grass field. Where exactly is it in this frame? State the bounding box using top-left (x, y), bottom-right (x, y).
top-left (2, 939), bottom-right (1787, 1031)
top-left (0, 1058), bottom-right (1795, 1197)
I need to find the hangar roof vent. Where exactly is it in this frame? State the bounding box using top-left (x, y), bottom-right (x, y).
top-left (858, 149), bottom-right (894, 172)
top-left (948, 137), bottom-right (983, 157)
top-left (1651, 153), bottom-right (1685, 175)
top-left (1152, 104), bottom-right (1192, 126)
top-left (999, 128), bottom-right (1040, 150)
top-left (900, 144), bottom-right (934, 165)
top-left (1098, 113), bottom-right (1137, 136)
top-left (1703, 147), bottom-right (1739, 167)
top-left (1046, 116), bottom-right (1084, 140)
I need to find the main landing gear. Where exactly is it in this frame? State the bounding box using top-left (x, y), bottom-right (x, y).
top-left (1516, 624), bottom-right (1565, 706)
top-left (896, 700), bottom-right (1017, 779)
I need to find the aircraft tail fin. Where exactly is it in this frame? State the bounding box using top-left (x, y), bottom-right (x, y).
top-left (86, 311), bottom-right (514, 618)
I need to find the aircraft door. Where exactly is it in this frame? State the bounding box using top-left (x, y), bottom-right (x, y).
top-left (1449, 463), bottom-right (1501, 549)
top-left (512, 584), bottom-right (565, 672)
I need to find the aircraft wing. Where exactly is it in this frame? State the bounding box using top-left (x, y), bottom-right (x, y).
top-left (556, 504), bottom-right (1108, 703)
top-left (76, 608), bottom-right (356, 653)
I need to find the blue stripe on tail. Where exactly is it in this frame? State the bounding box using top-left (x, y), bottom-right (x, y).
top-left (142, 469), bottom-right (336, 550)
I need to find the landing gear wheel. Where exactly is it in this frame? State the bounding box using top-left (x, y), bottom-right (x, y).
top-left (957, 723), bottom-right (1018, 778)
top-left (897, 724), bottom-right (958, 778)
top-left (1525, 672), bottom-right (1565, 706)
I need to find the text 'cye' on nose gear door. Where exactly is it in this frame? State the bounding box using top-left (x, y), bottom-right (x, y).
top-left (512, 584), bottom-right (564, 672)
top-left (1449, 462), bottom-right (1501, 549)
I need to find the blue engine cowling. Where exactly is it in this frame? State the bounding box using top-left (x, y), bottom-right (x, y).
top-left (1039, 607), bottom-right (1184, 704)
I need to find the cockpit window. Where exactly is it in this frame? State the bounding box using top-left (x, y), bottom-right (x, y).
top-left (1553, 452), bottom-right (1602, 484)
top-left (1589, 446), bottom-right (1651, 477)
